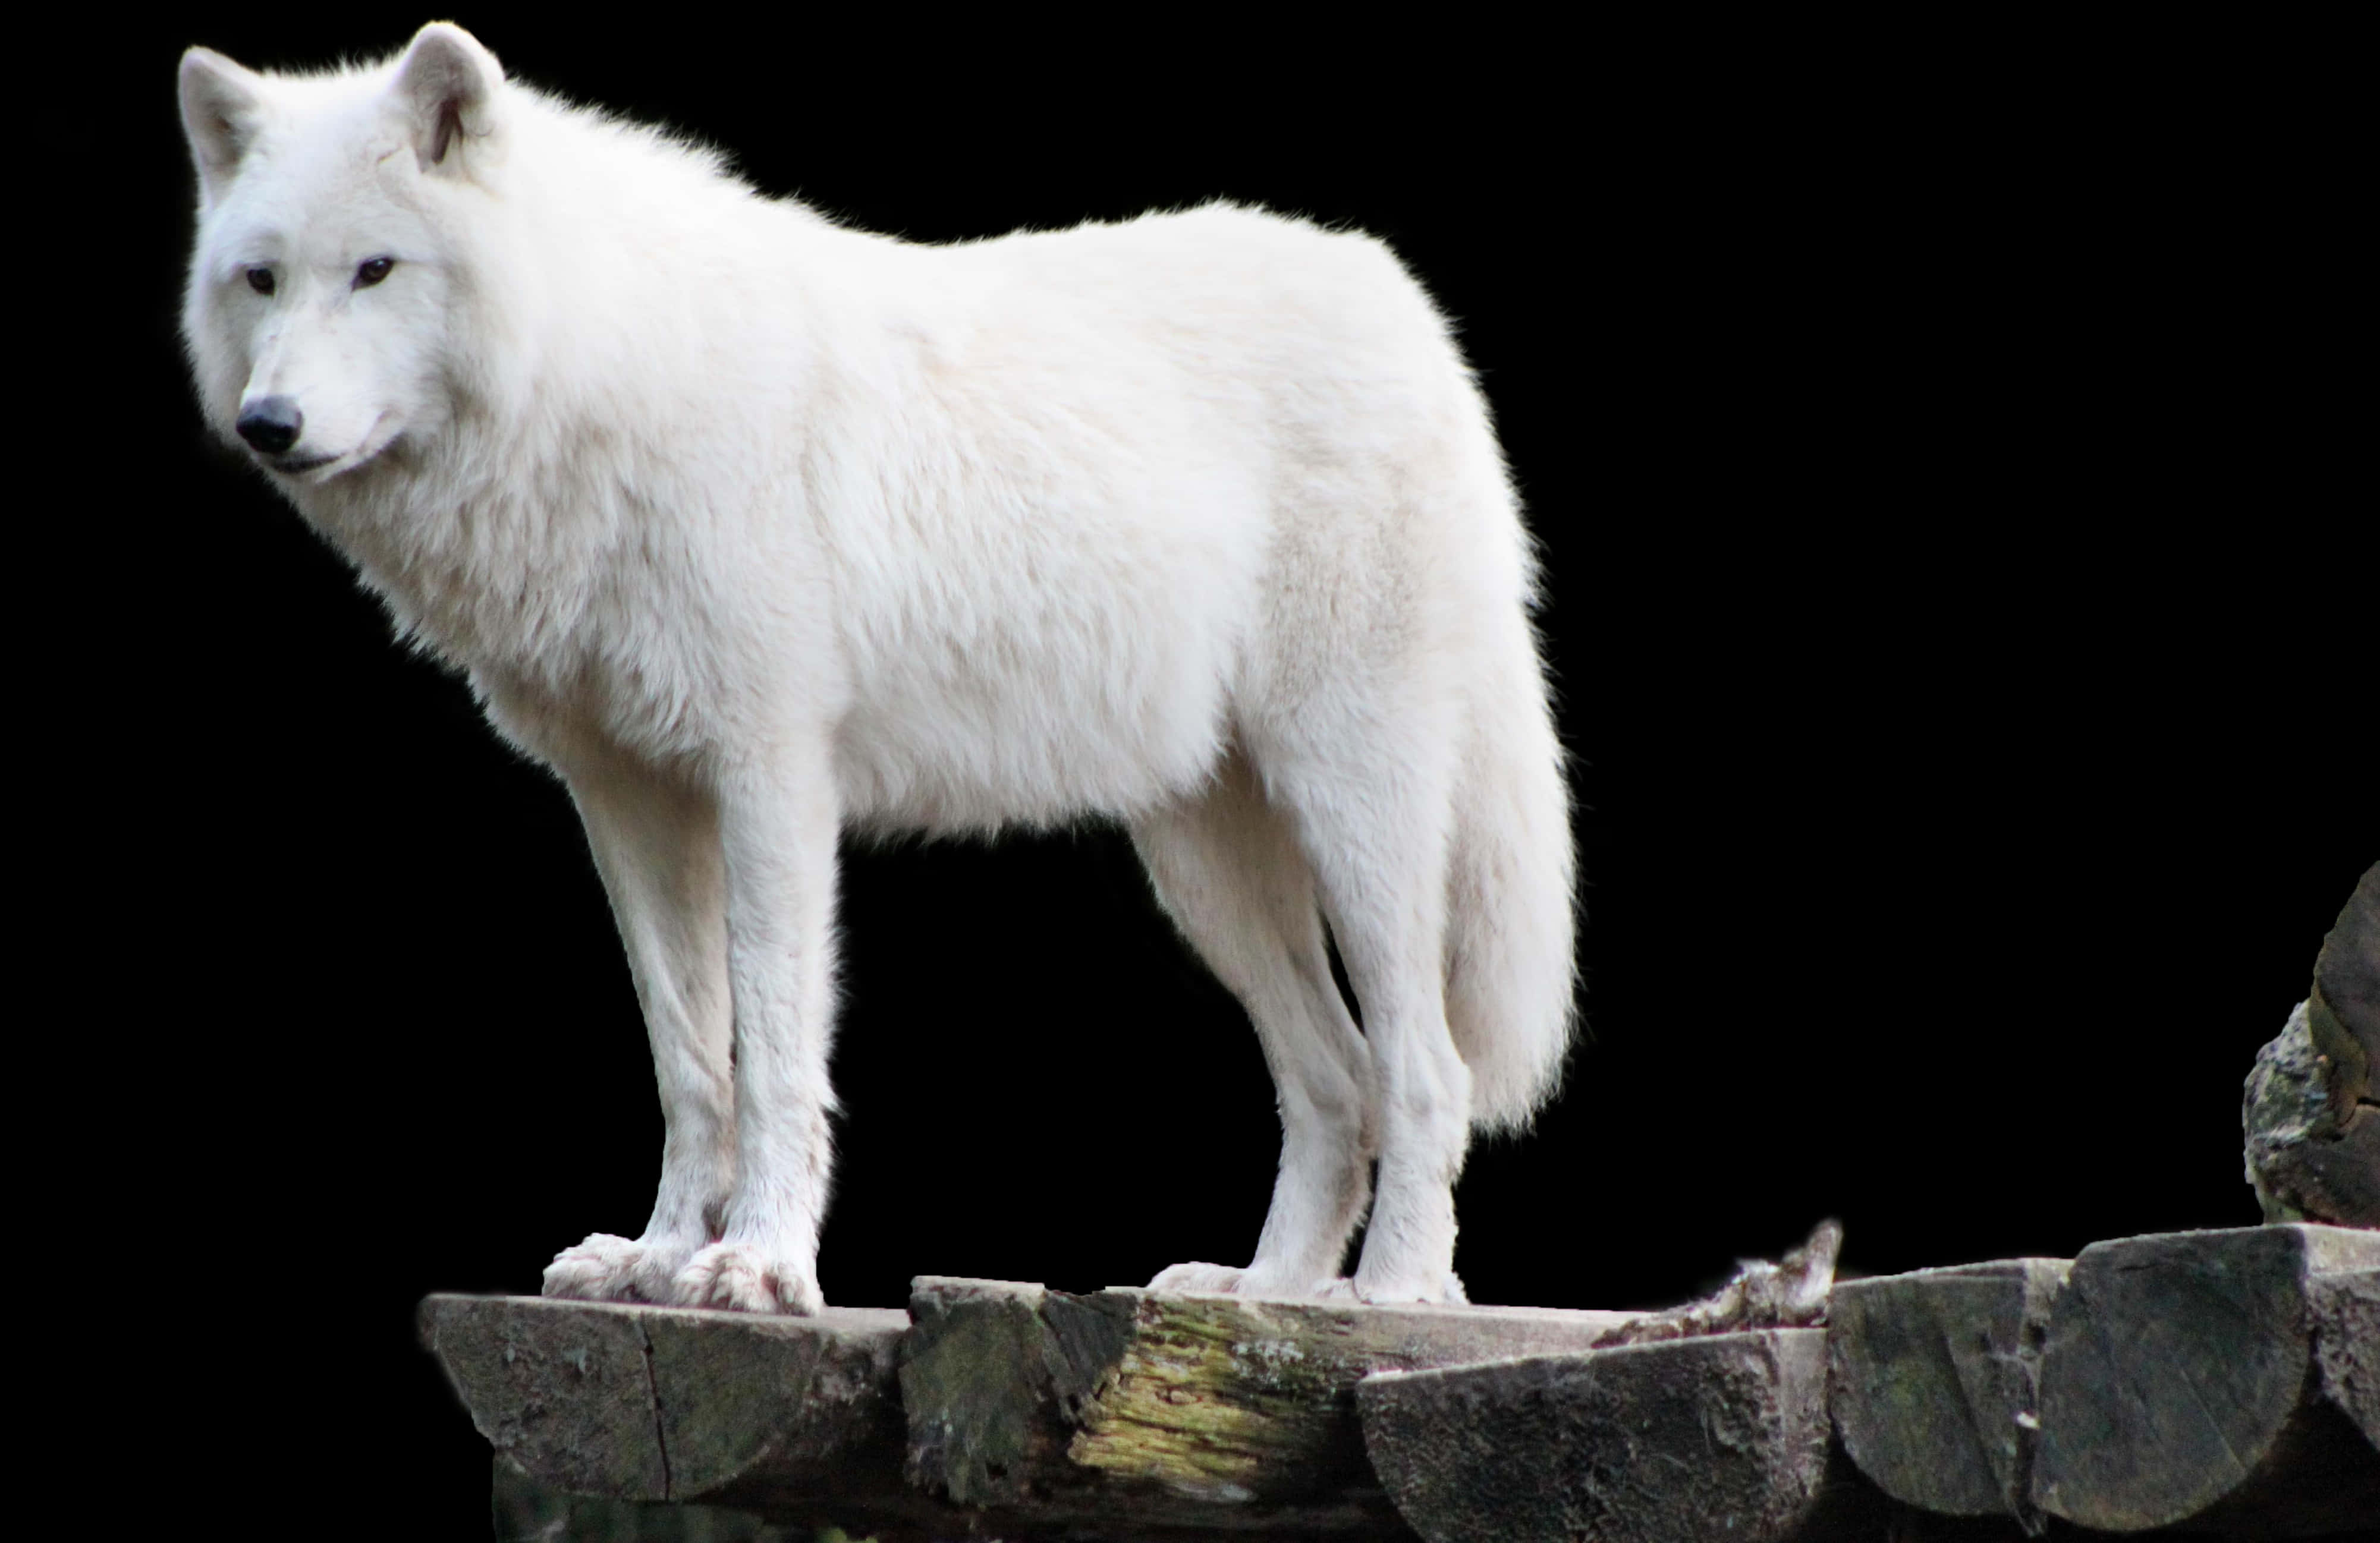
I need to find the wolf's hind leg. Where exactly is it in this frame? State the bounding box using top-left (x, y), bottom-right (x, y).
top-left (1133, 748), bottom-right (1375, 1299)
top-left (541, 742), bottom-right (735, 1304)
top-left (1269, 732), bottom-right (1473, 1306)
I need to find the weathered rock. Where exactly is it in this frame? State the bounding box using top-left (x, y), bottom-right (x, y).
top-left (2031, 1224), bottom-right (2380, 1535)
top-left (421, 1295), bottom-right (911, 1523)
top-left (2247, 862), bottom-right (2380, 1227)
top-left (897, 1276), bottom-right (1630, 1536)
top-left (1827, 1258), bottom-right (2067, 1530)
top-left (1359, 1328), bottom-right (1878, 1543)
top-left (2247, 1002), bottom-right (2380, 1226)
top-left (2313, 862), bottom-right (2380, 1104)
top-left (2310, 1267), bottom-right (2380, 1451)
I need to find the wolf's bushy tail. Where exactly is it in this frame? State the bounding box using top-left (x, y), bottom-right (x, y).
top-left (1442, 608), bottom-right (1577, 1133)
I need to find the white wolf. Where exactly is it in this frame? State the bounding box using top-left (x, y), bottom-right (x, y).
top-left (178, 22), bottom-right (1576, 1314)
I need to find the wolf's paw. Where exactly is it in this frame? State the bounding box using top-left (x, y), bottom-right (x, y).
top-left (1147, 1261), bottom-right (1247, 1295)
top-left (1350, 1268), bottom-right (1470, 1306)
top-left (1149, 1261), bottom-right (1354, 1300)
top-left (542, 1233), bottom-right (696, 1303)
top-left (670, 1241), bottom-right (824, 1315)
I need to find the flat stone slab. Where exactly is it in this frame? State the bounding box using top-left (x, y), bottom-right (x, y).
top-left (421, 1295), bottom-right (909, 1517)
top-left (2031, 1224), bottom-right (2380, 1535)
top-left (1828, 1257), bottom-right (2068, 1526)
top-left (1359, 1328), bottom-right (1857, 1543)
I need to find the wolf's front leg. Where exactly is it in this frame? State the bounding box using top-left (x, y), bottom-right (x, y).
top-left (670, 745), bottom-right (840, 1315)
top-left (541, 741), bottom-right (736, 1304)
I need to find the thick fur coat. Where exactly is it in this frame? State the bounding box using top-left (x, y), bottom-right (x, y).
top-left (178, 22), bottom-right (1576, 1312)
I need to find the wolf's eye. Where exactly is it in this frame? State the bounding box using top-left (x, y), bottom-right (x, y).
top-left (355, 257), bottom-right (395, 288)
top-left (246, 267), bottom-right (275, 296)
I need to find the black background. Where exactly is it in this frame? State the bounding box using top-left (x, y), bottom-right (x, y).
top-left (86, 11), bottom-right (2365, 1535)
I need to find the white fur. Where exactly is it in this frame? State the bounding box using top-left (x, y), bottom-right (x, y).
top-left (179, 23), bottom-right (1578, 1313)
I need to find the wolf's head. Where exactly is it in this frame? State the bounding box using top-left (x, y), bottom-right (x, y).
top-left (180, 23), bottom-right (511, 488)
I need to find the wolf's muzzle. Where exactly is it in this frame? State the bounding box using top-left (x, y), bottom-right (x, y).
top-left (237, 396), bottom-right (304, 455)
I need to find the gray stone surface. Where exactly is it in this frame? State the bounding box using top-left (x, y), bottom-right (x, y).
top-left (2032, 1224), bottom-right (2380, 1534)
top-left (1359, 1328), bottom-right (1856, 1543)
top-left (430, 1243), bottom-right (2380, 1541)
top-left (1828, 1258), bottom-right (2068, 1525)
top-left (422, 1295), bottom-right (908, 1513)
top-left (424, 1295), bottom-right (671, 1500)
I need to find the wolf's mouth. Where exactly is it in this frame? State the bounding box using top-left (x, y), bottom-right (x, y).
top-left (265, 415), bottom-right (397, 480)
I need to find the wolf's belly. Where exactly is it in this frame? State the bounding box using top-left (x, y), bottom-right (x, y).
top-left (831, 640), bottom-right (1234, 833)
top-left (821, 431), bottom-right (1271, 832)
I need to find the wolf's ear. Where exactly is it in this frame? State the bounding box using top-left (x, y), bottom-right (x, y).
top-left (180, 48), bottom-right (265, 201)
top-left (391, 22), bottom-right (503, 174)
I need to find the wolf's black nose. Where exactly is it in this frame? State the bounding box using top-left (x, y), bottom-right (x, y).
top-left (236, 397), bottom-right (304, 455)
